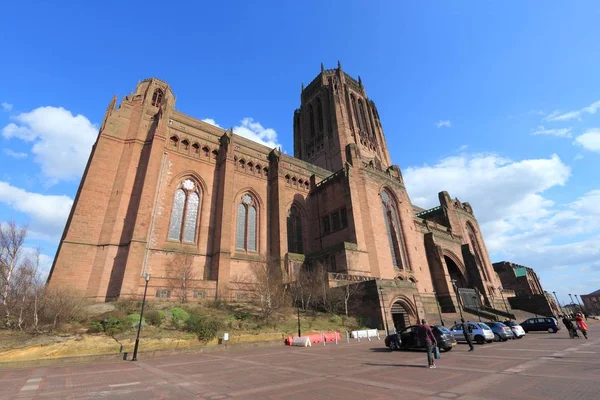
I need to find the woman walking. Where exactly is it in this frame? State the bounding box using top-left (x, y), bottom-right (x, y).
top-left (575, 313), bottom-right (588, 339)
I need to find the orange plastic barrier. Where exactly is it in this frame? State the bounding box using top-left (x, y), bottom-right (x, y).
top-left (285, 332), bottom-right (341, 345)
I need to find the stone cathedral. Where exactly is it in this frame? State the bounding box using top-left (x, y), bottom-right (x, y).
top-left (48, 63), bottom-right (511, 330)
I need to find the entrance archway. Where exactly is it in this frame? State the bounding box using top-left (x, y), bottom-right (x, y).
top-left (391, 301), bottom-right (411, 331)
top-left (445, 256), bottom-right (467, 288)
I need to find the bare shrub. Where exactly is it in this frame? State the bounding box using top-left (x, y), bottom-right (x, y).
top-left (166, 254), bottom-right (199, 303)
top-left (233, 257), bottom-right (289, 321)
top-left (42, 287), bottom-right (89, 331)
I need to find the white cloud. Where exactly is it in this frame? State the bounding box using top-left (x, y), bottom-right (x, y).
top-left (3, 149), bottom-right (27, 158)
top-left (1, 102), bottom-right (13, 112)
top-left (0, 181), bottom-right (72, 242)
top-left (545, 100), bottom-right (600, 122)
top-left (436, 120), bottom-right (452, 128)
top-left (201, 118), bottom-right (222, 128)
top-left (457, 144), bottom-right (468, 152)
top-left (574, 153), bottom-right (584, 161)
top-left (404, 153), bottom-right (571, 251)
top-left (2, 106), bottom-right (98, 184)
top-left (404, 152), bottom-right (600, 296)
top-left (203, 117), bottom-right (282, 149)
top-left (532, 125), bottom-right (572, 138)
top-left (574, 128), bottom-right (600, 153)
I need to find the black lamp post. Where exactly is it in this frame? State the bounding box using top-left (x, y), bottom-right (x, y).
top-left (473, 296), bottom-right (481, 322)
top-left (433, 290), bottom-right (444, 326)
top-left (499, 288), bottom-right (509, 316)
top-left (132, 273), bottom-right (150, 362)
top-left (379, 287), bottom-right (389, 336)
top-left (297, 304), bottom-right (302, 337)
top-left (552, 291), bottom-right (563, 316)
top-left (575, 294), bottom-right (586, 315)
top-left (451, 279), bottom-right (464, 320)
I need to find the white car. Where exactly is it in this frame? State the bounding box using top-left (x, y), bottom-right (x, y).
top-left (450, 322), bottom-right (494, 344)
top-left (503, 320), bottom-right (526, 338)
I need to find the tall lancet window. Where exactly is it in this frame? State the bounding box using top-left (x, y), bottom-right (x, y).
top-left (287, 205), bottom-right (303, 254)
top-left (168, 179), bottom-right (201, 243)
top-left (316, 97), bottom-right (324, 132)
top-left (466, 222), bottom-right (489, 281)
top-left (308, 105), bottom-right (315, 137)
top-left (381, 190), bottom-right (408, 270)
top-left (236, 194), bottom-right (258, 252)
top-left (358, 99), bottom-right (368, 134)
top-left (351, 94), bottom-right (360, 130)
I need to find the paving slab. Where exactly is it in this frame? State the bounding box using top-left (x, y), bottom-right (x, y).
top-left (0, 324), bottom-right (597, 400)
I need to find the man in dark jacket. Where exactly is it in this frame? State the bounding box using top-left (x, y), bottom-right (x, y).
top-left (461, 318), bottom-right (474, 351)
top-left (419, 319), bottom-right (438, 368)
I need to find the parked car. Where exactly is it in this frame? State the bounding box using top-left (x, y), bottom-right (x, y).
top-left (520, 317), bottom-right (560, 333)
top-left (385, 325), bottom-right (458, 352)
top-left (449, 322), bottom-right (494, 344)
top-left (486, 321), bottom-right (514, 341)
top-left (502, 320), bottom-right (526, 338)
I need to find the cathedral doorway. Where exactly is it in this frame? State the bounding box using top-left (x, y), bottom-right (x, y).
top-left (391, 301), bottom-right (411, 332)
top-left (445, 256), bottom-right (467, 288)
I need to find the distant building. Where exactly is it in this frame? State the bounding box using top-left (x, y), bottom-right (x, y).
top-left (493, 261), bottom-right (559, 317)
top-left (581, 289), bottom-right (600, 316)
top-left (493, 261), bottom-right (544, 296)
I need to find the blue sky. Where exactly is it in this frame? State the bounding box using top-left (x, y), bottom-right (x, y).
top-left (1, 1), bottom-right (599, 303)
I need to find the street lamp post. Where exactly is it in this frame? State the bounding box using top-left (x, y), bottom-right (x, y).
top-left (379, 287), bottom-right (389, 336)
top-left (473, 296), bottom-right (481, 322)
top-left (499, 288), bottom-right (510, 316)
top-left (552, 291), bottom-right (564, 316)
top-left (433, 291), bottom-right (444, 326)
top-left (575, 295), bottom-right (586, 315)
top-left (451, 280), bottom-right (464, 320)
top-left (132, 273), bottom-right (151, 362)
top-left (569, 294), bottom-right (576, 315)
top-left (297, 304), bottom-right (302, 337)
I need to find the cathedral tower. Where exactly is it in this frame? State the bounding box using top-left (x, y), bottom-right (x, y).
top-left (293, 62), bottom-right (392, 172)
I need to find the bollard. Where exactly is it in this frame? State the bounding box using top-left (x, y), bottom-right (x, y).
top-left (335, 332), bottom-right (338, 345)
top-left (346, 331), bottom-right (350, 343)
top-left (322, 333), bottom-right (326, 346)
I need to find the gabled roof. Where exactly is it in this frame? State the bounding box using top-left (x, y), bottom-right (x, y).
top-left (589, 289), bottom-right (600, 296)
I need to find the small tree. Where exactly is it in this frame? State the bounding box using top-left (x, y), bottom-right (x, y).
top-left (0, 221), bottom-right (28, 327)
top-left (166, 253), bottom-right (198, 303)
top-left (43, 287), bottom-right (87, 330)
top-left (341, 281), bottom-right (364, 317)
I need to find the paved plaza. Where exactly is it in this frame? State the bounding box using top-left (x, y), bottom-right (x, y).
top-left (1, 326), bottom-right (598, 400)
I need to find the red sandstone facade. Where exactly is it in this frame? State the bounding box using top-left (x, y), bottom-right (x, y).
top-left (47, 64), bottom-right (507, 328)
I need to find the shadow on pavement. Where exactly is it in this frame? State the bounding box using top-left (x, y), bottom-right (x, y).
top-left (363, 362), bottom-right (429, 369)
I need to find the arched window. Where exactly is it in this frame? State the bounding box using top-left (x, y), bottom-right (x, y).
top-left (308, 105), bottom-right (315, 137)
top-left (358, 100), bottom-right (368, 134)
top-left (466, 222), bottom-right (489, 281)
top-left (168, 179), bottom-right (201, 243)
top-left (236, 194), bottom-right (258, 252)
top-left (381, 190), bottom-right (407, 270)
top-left (287, 205), bottom-right (303, 253)
top-left (151, 89), bottom-right (164, 107)
top-left (351, 94), bottom-right (361, 130)
top-left (316, 97), bottom-right (324, 132)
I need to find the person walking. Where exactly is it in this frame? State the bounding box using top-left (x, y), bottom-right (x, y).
top-left (561, 315), bottom-right (577, 339)
top-left (461, 318), bottom-right (474, 351)
top-left (419, 319), bottom-right (438, 369)
top-left (575, 313), bottom-right (588, 339)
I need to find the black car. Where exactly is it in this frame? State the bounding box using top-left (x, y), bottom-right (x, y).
top-left (520, 317), bottom-right (560, 333)
top-left (385, 325), bottom-right (457, 352)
